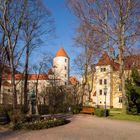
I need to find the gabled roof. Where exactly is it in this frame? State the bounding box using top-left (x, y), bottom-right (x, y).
top-left (96, 52), bottom-right (140, 71)
top-left (96, 52), bottom-right (111, 66)
top-left (55, 48), bottom-right (69, 58)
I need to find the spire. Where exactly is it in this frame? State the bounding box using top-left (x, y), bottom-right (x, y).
top-left (55, 48), bottom-right (69, 58)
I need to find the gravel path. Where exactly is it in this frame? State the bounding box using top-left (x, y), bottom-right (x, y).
top-left (0, 114), bottom-right (140, 140)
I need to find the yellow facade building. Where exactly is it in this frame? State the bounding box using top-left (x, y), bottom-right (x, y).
top-left (83, 52), bottom-right (140, 108)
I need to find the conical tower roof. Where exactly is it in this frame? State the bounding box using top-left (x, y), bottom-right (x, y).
top-left (55, 48), bottom-right (69, 58)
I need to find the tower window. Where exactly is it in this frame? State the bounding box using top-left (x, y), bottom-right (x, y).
top-left (65, 59), bottom-right (67, 62)
top-left (64, 66), bottom-right (67, 70)
top-left (65, 74), bottom-right (67, 77)
top-left (99, 90), bottom-right (102, 95)
top-left (99, 79), bottom-right (102, 85)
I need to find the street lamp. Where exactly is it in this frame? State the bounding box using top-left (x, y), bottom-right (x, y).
top-left (104, 85), bottom-right (107, 117)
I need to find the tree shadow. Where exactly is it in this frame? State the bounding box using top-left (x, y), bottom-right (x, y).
top-left (0, 128), bottom-right (28, 140)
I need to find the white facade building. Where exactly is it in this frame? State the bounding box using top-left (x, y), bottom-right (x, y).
top-left (53, 48), bottom-right (69, 85)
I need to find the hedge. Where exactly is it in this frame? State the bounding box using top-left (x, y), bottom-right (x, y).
top-left (14, 118), bottom-right (69, 130)
top-left (95, 108), bottom-right (110, 117)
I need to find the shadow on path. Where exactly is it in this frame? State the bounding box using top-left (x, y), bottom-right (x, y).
top-left (0, 127), bottom-right (28, 140)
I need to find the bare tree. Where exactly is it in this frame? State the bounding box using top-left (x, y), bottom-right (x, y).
top-left (72, 22), bottom-right (103, 105)
top-left (68, 0), bottom-right (140, 112)
top-left (0, 0), bottom-right (28, 123)
top-left (22, 0), bottom-right (53, 113)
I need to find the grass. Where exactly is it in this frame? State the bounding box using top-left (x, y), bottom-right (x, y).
top-left (109, 108), bottom-right (140, 122)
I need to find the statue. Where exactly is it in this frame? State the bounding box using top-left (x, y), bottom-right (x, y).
top-left (28, 89), bottom-right (39, 115)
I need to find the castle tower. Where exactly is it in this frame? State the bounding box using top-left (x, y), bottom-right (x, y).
top-left (53, 48), bottom-right (69, 85)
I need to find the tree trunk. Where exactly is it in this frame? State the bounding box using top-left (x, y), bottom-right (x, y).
top-left (0, 70), bottom-right (2, 104)
top-left (23, 47), bottom-right (29, 113)
top-left (9, 51), bottom-right (18, 124)
top-left (118, 23), bottom-right (126, 114)
top-left (35, 80), bottom-right (39, 115)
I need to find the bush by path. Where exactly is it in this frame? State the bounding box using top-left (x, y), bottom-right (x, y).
top-left (13, 118), bottom-right (69, 130)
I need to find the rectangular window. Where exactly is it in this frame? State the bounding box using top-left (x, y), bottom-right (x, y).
top-left (119, 84), bottom-right (122, 91)
top-left (99, 90), bottom-right (102, 95)
top-left (101, 68), bottom-right (103, 72)
top-left (104, 91), bottom-right (107, 95)
top-left (99, 79), bottom-right (102, 85)
top-left (101, 68), bottom-right (106, 72)
top-left (65, 74), bottom-right (67, 77)
top-left (119, 97), bottom-right (122, 103)
top-left (104, 79), bottom-right (107, 85)
top-left (65, 59), bottom-right (67, 62)
top-left (64, 66), bottom-right (67, 70)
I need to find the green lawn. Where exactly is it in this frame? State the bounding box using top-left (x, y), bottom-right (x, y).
top-left (109, 108), bottom-right (140, 122)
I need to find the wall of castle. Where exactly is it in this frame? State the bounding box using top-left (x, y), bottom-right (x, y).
top-left (53, 56), bottom-right (69, 85)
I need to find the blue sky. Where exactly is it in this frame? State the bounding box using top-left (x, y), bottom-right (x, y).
top-left (30, 0), bottom-right (79, 76)
top-left (41, 0), bottom-right (78, 61)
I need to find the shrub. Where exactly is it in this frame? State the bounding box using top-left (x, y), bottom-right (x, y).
top-left (71, 105), bottom-right (82, 114)
top-left (38, 105), bottom-right (49, 115)
top-left (127, 107), bottom-right (138, 115)
top-left (7, 110), bottom-right (24, 123)
top-left (95, 108), bottom-right (109, 117)
top-left (13, 118), bottom-right (69, 130)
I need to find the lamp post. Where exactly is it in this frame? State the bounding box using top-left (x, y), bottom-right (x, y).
top-left (104, 85), bottom-right (107, 117)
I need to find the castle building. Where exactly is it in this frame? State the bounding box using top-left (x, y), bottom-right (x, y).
top-left (83, 52), bottom-right (140, 108)
top-left (1, 48), bottom-right (70, 104)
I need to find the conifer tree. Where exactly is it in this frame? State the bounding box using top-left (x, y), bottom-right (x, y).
top-left (125, 68), bottom-right (140, 114)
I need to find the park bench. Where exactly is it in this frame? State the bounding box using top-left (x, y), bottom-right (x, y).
top-left (80, 107), bottom-right (94, 114)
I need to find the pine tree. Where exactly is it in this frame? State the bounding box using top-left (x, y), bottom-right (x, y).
top-left (125, 68), bottom-right (140, 114)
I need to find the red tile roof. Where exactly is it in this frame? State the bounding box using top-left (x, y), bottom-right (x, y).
top-left (69, 76), bottom-right (79, 85)
top-left (124, 55), bottom-right (140, 70)
top-left (96, 52), bottom-right (111, 66)
top-left (97, 52), bottom-right (140, 71)
top-left (55, 48), bottom-right (69, 58)
top-left (3, 74), bottom-right (48, 80)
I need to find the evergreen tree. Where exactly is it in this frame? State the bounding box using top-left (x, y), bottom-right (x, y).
top-left (125, 68), bottom-right (140, 114)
